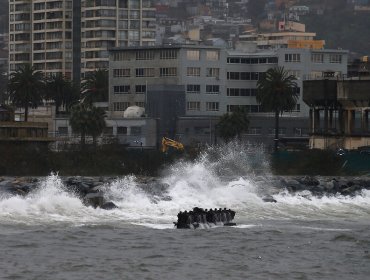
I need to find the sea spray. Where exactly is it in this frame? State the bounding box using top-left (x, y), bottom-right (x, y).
top-left (0, 143), bottom-right (369, 227)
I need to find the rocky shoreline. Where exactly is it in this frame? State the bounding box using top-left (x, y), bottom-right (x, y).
top-left (1, 176), bottom-right (370, 209)
top-left (0, 176), bottom-right (121, 209)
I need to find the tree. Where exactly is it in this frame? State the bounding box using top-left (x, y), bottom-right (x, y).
top-left (0, 64), bottom-right (7, 104)
top-left (69, 103), bottom-right (106, 148)
top-left (81, 69), bottom-right (109, 104)
top-left (7, 64), bottom-right (45, 121)
top-left (69, 103), bottom-right (89, 148)
top-left (86, 106), bottom-right (106, 146)
top-left (217, 107), bottom-right (250, 142)
top-left (256, 67), bottom-right (298, 152)
top-left (44, 75), bottom-right (78, 115)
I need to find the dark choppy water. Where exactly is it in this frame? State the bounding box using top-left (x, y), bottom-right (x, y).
top-left (1, 143), bottom-right (370, 279)
top-left (1, 221), bottom-right (369, 280)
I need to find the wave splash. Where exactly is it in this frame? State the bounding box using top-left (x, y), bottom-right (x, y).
top-left (0, 143), bottom-right (369, 226)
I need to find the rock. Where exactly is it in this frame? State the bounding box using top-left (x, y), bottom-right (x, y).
top-left (341, 185), bottom-right (362, 196)
top-left (299, 176), bottom-right (319, 186)
top-left (262, 195), bottom-right (277, 203)
top-left (100, 202), bottom-right (118, 210)
top-left (87, 186), bottom-right (102, 193)
top-left (285, 179), bottom-right (304, 191)
top-left (310, 184), bottom-right (326, 195)
top-left (84, 193), bottom-right (104, 208)
top-left (325, 179), bottom-right (338, 192)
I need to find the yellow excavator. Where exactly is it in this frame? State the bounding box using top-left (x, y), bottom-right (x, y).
top-left (161, 137), bottom-right (184, 153)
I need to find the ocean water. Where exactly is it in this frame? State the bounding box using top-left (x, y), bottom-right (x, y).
top-left (1, 143), bottom-right (370, 279)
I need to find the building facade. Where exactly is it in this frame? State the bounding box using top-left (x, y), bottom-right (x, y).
top-left (108, 44), bottom-right (348, 146)
top-left (81, 0), bottom-right (156, 74)
top-left (9, 0), bottom-right (156, 78)
top-left (9, 0), bottom-right (75, 77)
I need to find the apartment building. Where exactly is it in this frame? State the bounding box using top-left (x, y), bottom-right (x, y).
top-left (9, 0), bottom-right (75, 78)
top-left (108, 44), bottom-right (348, 146)
top-left (239, 31), bottom-right (325, 50)
top-left (9, 0), bottom-right (156, 79)
top-left (81, 0), bottom-right (156, 74)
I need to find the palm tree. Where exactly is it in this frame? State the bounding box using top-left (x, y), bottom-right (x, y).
top-left (256, 67), bottom-right (298, 152)
top-left (7, 64), bottom-right (44, 121)
top-left (81, 69), bottom-right (109, 104)
top-left (217, 107), bottom-right (250, 142)
top-left (69, 103), bottom-right (106, 148)
top-left (86, 106), bottom-right (106, 146)
top-left (69, 103), bottom-right (89, 148)
top-left (44, 75), bottom-right (77, 115)
top-left (0, 64), bottom-right (7, 104)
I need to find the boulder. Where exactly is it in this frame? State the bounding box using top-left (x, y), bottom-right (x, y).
top-left (84, 193), bottom-right (104, 208)
top-left (340, 184), bottom-right (362, 196)
top-left (100, 202), bottom-right (118, 210)
top-left (298, 176), bottom-right (319, 186)
top-left (262, 195), bottom-right (277, 203)
top-left (285, 179), bottom-right (304, 192)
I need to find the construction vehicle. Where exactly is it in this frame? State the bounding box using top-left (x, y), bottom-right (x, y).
top-left (161, 137), bottom-right (184, 153)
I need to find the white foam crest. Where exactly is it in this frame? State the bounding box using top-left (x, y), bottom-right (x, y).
top-left (100, 176), bottom-right (167, 223)
top-left (0, 174), bottom-right (112, 225)
top-left (268, 189), bottom-right (370, 219)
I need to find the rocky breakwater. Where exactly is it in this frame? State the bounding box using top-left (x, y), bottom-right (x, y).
top-left (0, 176), bottom-right (118, 210)
top-left (274, 176), bottom-right (370, 197)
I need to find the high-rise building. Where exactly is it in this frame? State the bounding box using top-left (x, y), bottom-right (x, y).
top-left (9, 0), bottom-right (76, 78)
top-left (8, 0), bottom-right (156, 79)
top-left (81, 0), bottom-right (156, 73)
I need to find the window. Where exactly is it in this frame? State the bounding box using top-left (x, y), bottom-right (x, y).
top-left (251, 72), bottom-right (259, 80)
top-left (58, 127), bottom-right (68, 135)
top-left (135, 102), bottom-right (145, 107)
top-left (135, 68), bottom-right (155, 77)
top-left (136, 50), bottom-right (154, 60)
top-left (227, 72), bottom-right (240, 80)
top-left (311, 53), bottom-right (323, 63)
top-left (113, 52), bottom-right (130, 61)
top-left (206, 68), bottom-right (220, 78)
top-left (246, 127), bottom-right (262, 135)
top-left (113, 68), bottom-right (130, 77)
top-left (309, 71), bottom-right (323, 79)
top-left (131, 126), bottom-right (142, 135)
top-left (268, 128), bottom-right (286, 136)
top-left (113, 102), bottom-right (130, 111)
top-left (206, 51), bottom-right (219, 61)
top-left (160, 49), bottom-right (177, 59)
top-left (288, 70), bottom-right (301, 79)
top-left (227, 72), bottom-right (256, 80)
top-left (117, 127), bottom-right (127, 135)
top-left (285, 53), bottom-right (301, 62)
top-left (187, 102), bottom-right (200, 111)
top-left (227, 57), bottom-right (240, 64)
top-left (329, 54), bottom-right (342, 63)
top-left (187, 67), bottom-right (200, 77)
top-left (160, 67), bottom-right (177, 77)
top-left (187, 50), bottom-right (200, 60)
top-left (294, 128), bottom-right (302, 136)
top-left (135, 85), bottom-right (146, 94)
top-left (113, 85), bottom-right (131, 94)
top-left (206, 85), bottom-right (220, 94)
top-left (186, 84), bottom-right (200, 93)
top-left (227, 105), bottom-right (250, 113)
top-left (267, 57), bottom-right (278, 63)
top-left (227, 88), bottom-right (250, 97)
top-left (206, 102), bottom-right (219, 111)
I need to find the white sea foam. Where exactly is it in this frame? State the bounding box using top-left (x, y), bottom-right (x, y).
top-left (1, 144), bottom-right (370, 226)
